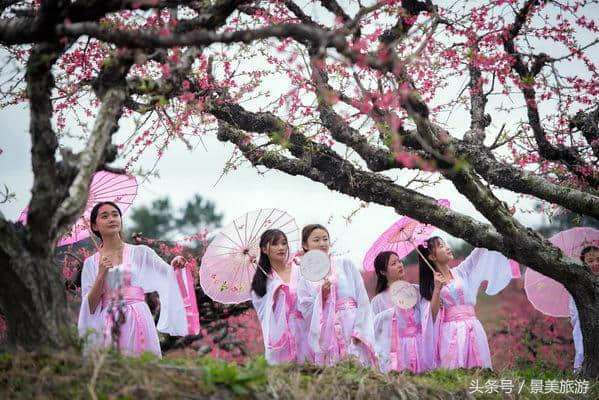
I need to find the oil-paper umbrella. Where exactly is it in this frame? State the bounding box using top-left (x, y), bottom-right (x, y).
top-left (199, 208), bottom-right (300, 304)
top-left (524, 227), bottom-right (599, 317)
top-left (18, 171), bottom-right (138, 246)
top-left (363, 199), bottom-right (450, 272)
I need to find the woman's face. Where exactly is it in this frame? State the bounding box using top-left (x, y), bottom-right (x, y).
top-left (583, 250), bottom-right (599, 276)
top-left (429, 239), bottom-right (454, 264)
top-left (304, 228), bottom-right (330, 253)
top-left (384, 253), bottom-right (404, 283)
top-left (263, 235), bottom-right (289, 264)
top-left (92, 204), bottom-right (122, 237)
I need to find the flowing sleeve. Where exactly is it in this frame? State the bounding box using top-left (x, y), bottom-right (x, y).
top-left (371, 293), bottom-right (391, 315)
top-left (569, 296), bottom-right (584, 371)
top-left (416, 287), bottom-right (438, 371)
top-left (345, 260), bottom-right (378, 367)
top-left (136, 245), bottom-right (188, 336)
top-left (454, 248), bottom-right (512, 303)
top-left (371, 293), bottom-right (394, 372)
top-left (296, 272), bottom-right (324, 358)
top-left (252, 281), bottom-right (294, 364)
top-left (77, 255), bottom-right (104, 350)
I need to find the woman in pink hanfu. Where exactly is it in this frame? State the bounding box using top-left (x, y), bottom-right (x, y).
top-left (251, 229), bottom-right (311, 364)
top-left (569, 245), bottom-right (599, 371)
top-left (78, 201), bottom-right (189, 358)
top-left (296, 224), bottom-right (377, 367)
top-left (371, 251), bottom-right (435, 373)
top-left (418, 236), bottom-right (512, 369)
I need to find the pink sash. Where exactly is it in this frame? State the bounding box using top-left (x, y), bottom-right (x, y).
top-left (443, 304), bottom-right (476, 322)
top-left (268, 284), bottom-right (300, 361)
top-left (391, 310), bottom-right (422, 372)
top-left (175, 266), bottom-right (201, 335)
top-left (101, 245), bottom-right (148, 354)
top-left (102, 286), bottom-right (145, 308)
top-left (442, 304), bottom-right (481, 366)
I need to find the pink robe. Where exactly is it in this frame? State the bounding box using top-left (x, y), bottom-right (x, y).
top-left (297, 258), bottom-right (377, 367)
top-left (251, 265), bottom-right (311, 364)
top-left (78, 244), bottom-right (189, 357)
top-left (371, 284), bottom-right (435, 373)
top-left (435, 248), bottom-right (511, 369)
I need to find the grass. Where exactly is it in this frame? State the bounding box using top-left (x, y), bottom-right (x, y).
top-left (0, 349), bottom-right (597, 399)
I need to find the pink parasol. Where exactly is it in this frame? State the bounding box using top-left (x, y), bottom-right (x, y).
top-left (18, 171), bottom-right (138, 246)
top-left (524, 227), bottom-right (599, 317)
top-left (362, 199), bottom-right (450, 272)
top-left (199, 208), bottom-right (300, 304)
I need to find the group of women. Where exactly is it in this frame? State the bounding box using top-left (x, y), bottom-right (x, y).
top-left (78, 201), bottom-right (597, 372)
top-left (251, 224), bottom-right (515, 373)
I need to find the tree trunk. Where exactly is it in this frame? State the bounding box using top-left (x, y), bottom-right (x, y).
top-left (0, 247), bottom-right (71, 348)
top-left (574, 282), bottom-right (599, 378)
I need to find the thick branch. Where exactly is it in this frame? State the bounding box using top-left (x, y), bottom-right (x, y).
top-left (54, 86), bottom-right (127, 232)
top-left (0, 1), bottom-right (212, 45)
top-left (466, 55), bottom-right (490, 142)
top-left (25, 42), bottom-right (66, 255)
top-left (216, 120), bottom-right (506, 249)
top-left (217, 121), bottom-right (594, 321)
top-left (53, 48), bottom-right (132, 248)
top-left (459, 142), bottom-right (599, 219)
top-left (125, 42), bottom-right (599, 221)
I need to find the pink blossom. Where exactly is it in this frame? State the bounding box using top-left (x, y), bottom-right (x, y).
top-left (161, 63), bottom-right (171, 77)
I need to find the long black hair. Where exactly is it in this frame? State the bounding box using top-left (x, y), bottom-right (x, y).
top-left (374, 251), bottom-right (396, 294)
top-left (251, 229), bottom-right (289, 297)
top-left (418, 236), bottom-right (443, 301)
top-left (89, 201), bottom-right (122, 241)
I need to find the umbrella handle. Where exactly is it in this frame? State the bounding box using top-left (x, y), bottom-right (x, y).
top-left (413, 245), bottom-right (436, 274)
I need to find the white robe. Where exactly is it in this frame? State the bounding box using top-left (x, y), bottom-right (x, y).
top-left (434, 248), bottom-right (512, 369)
top-left (78, 244), bottom-right (188, 357)
top-left (371, 284), bottom-right (436, 373)
top-left (297, 258), bottom-right (377, 367)
top-left (251, 266), bottom-right (311, 364)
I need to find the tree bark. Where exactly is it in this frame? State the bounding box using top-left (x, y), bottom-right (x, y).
top-left (0, 224), bottom-right (71, 348)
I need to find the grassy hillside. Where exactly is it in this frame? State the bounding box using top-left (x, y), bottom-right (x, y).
top-left (1, 349), bottom-right (596, 399)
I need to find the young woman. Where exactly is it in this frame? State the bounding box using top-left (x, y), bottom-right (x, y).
top-left (418, 237), bottom-right (512, 369)
top-left (250, 229), bottom-right (310, 364)
top-left (569, 245), bottom-right (599, 371)
top-left (371, 251), bottom-right (435, 373)
top-left (78, 201), bottom-right (190, 357)
top-left (296, 224), bottom-right (377, 367)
